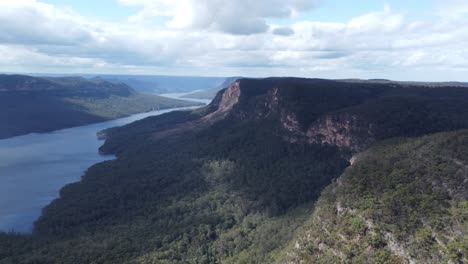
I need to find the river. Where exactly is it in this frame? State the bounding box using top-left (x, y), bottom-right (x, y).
top-left (0, 95), bottom-right (210, 233)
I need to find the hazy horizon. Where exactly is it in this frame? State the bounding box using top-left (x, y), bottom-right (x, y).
top-left (2, 71), bottom-right (468, 84)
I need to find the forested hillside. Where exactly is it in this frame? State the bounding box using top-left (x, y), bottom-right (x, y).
top-left (286, 130), bottom-right (468, 263)
top-left (0, 75), bottom-right (201, 139)
top-left (0, 78), bottom-right (466, 263)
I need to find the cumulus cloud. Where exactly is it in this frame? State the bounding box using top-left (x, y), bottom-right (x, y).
top-left (0, 0), bottom-right (467, 80)
top-left (435, 0), bottom-right (468, 20)
top-left (0, 45), bottom-right (109, 71)
top-left (347, 5), bottom-right (404, 33)
top-left (0, 0), bottom-right (93, 45)
top-left (119, 0), bottom-right (321, 35)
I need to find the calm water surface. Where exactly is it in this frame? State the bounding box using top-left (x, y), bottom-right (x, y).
top-left (0, 96), bottom-right (209, 233)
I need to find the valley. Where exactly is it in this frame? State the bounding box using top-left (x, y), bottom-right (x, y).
top-left (0, 106), bottom-right (196, 234)
top-left (0, 75), bottom-right (202, 139)
top-left (1, 78), bottom-right (466, 263)
top-left (2, 1), bottom-right (467, 263)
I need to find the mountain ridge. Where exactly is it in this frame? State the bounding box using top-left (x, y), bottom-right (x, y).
top-left (0, 74), bottom-right (201, 139)
top-left (0, 77), bottom-right (466, 263)
top-left (102, 77), bottom-right (468, 154)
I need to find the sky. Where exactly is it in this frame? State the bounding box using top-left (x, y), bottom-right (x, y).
top-left (0, 0), bottom-right (468, 81)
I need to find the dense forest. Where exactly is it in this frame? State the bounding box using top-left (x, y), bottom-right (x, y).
top-left (287, 130), bottom-right (468, 263)
top-left (0, 78), bottom-right (466, 263)
top-left (0, 75), bottom-right (201, 139)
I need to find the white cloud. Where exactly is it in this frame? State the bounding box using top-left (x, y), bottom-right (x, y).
top-left (0, 0), bottom-right (93, 45)
top-left (435, 0), bottom-right (468, 20)
top-left (119, 0), bottom-right (321, 35)
top-left (0, 45), bottom-right (108, 70)
top-left (347, 5), bottom-right (404, 34)
top-left (0, 0), bottom-right (467, 81)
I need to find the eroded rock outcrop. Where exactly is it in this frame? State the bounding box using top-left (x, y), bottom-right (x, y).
top-left (150, 80), bottom-right (242, 140)
top-left (202, 80), bottom-right (241, 121)
top-left (306, 114), bottom-right (376, 151)
top-left (281, 111), bottom-right (376, 152)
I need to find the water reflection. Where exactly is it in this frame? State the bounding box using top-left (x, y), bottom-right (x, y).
top-left (0, 107), bottom-right (195, 233)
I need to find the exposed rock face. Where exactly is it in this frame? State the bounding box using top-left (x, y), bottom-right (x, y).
top-left (203, 80), bottom-right (241, 121)
top-left (306, 114), bottom-right (376, 151)
top-left (150, 81), bottom-right (242, 140)
top-left (139, 77), bottom-right (468, 153)
top-left (281, 111), bottom-right (376, 152)
top-left (207, 79), bottom-right (376, 152)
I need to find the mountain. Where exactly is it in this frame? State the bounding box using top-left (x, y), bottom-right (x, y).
top-left (180, 77), bottom-right (468, 100)
top-left (340, 78), bottom-right (468, 88)
top-left (96, 75), bottom-right (227, 94)
top-left (181, 77), bottom-right (242, 99)
top-left (0, 77), bottom-right (467, 263)
top-left (0, 74), bottom-right (202, 139)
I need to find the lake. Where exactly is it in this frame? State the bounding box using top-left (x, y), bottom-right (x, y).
top-left (0, 95), bottom-right (210, 233)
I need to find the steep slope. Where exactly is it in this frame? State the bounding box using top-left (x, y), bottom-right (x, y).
top-left (101, 77), bottom-right (468, 154)
top-left (0, 77), bottom-right (467, 263)
top-left (285, 130), bottom-right (468, 264)
top-left (0, 75), bottom-right (201, 139)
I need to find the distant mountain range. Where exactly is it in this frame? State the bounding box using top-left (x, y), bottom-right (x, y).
top-left (0, 74), bottom-right (201, 139)
top-left (181, 77), bottom-right (242, 99)
top-left (339, 78), bottom-right (468, 87)
top-left (2, 77), bottom-right (466, 263)
top-left (26, 73), bottom-right (228, 94)
top-left (96, 75), bottom-right (227, 94)
top-left (6, 72), bottom-right (228, 94)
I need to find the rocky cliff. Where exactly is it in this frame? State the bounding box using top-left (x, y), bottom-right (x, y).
top-left (188, 77), bottom-right (468, 153)
top-left (281, 112), bottom-right (375, 151)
